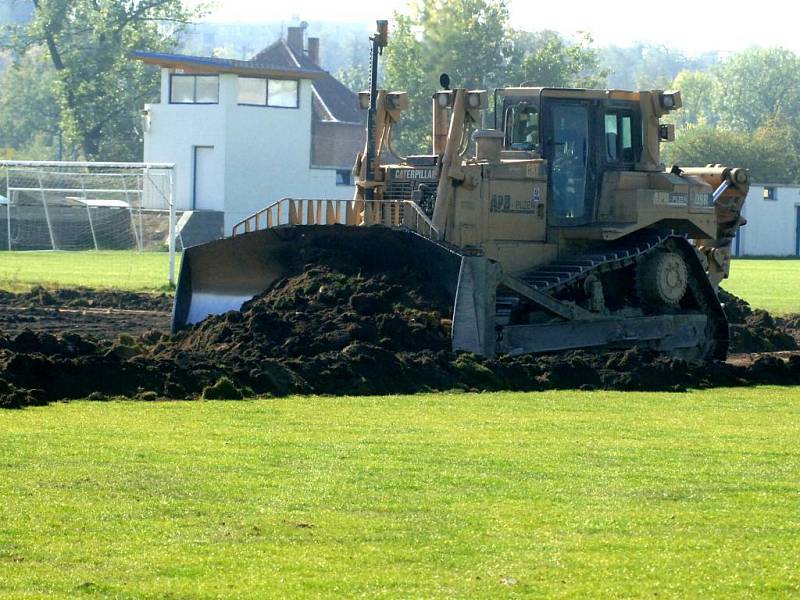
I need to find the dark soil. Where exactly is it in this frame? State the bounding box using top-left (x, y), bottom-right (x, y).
top-left (0, 287), bottom-right (171, 339)
top-left (0, 286), bottom-right (172, 311)
top-left (2, 253), bottom-right (799, 408)
top-left (719, 289), bottom-right (799, 353)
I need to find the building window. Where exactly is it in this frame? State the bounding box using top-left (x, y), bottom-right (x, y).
top-left (763, 186), bottom-right (777, 200)
top-left (237, 77), bottom-right (299, 108)
top-left (336, 169), bottom-right (352, 186)
top-left (238, 77), bottom-right (267, 105)
top-left (268, 79), bottom-right (298, 108)
top-left (170, 74), bottom-right (219, 104)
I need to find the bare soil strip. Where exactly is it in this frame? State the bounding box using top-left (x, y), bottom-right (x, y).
top-left (1, 253), bottom-right (798, 408)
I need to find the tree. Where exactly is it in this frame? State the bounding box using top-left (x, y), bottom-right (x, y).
top-left (662, 120), bottom-right (800, 184)
top-left (663, 47), bottom-right (800, 181)
top-left (600, 43), bottom-right (717, 91)
top-left (336, 64), bottom-right (372, 94)
top-left (383, 9), bottom-right (435, 153)
top-left (383, 0), bottom-right (511, 154)
top-left (710, 47), bottom-right (800, 133)
top-left (4, 0), bottom-right (198, 161)
top-left (509, 30), bottom-right (606, 89)
top-left (383, 0), bottom-right (606, 154)
top-left (668, 69), bottom-right (717, 129)
top-left (0, 49), bottom-right (61, 159)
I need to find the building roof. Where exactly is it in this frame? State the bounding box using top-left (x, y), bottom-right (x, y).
top-left (250, 40), bottom-right (363, 124)
top-left (310, 73), bottom-right (363, 124)
top-left (250, 40), bottom-right (309, 70)
top-left (131, 50), bottom-right (325, 80)
top-left (133, 35), bottom-right (364, 125)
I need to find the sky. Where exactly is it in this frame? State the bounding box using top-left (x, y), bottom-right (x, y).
top-left (191, 0), bottom-right (798, 56)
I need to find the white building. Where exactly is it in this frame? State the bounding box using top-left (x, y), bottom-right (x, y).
top-left (134, 27), bottom-right (364, 242)
top-left (734, 184), bottom-right (800, 256)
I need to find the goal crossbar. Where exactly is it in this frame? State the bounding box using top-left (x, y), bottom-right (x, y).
top-left (0, 160), bottom-right (175, 169)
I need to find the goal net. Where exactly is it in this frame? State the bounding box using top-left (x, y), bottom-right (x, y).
top-left (1, 160), bottom-right (179, 287)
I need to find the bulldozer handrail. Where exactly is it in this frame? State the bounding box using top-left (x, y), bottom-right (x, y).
top-left (231, 197), bottom-right (440, 240)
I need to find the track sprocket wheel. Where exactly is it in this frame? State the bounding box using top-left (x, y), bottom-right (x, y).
top-left (637, 250), bottom-right (688, 309)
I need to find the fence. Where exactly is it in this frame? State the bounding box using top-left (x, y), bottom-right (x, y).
top-left (0, 160), bottom-right (178, 288)
top-left (232, 197), bottom-right (440, 241)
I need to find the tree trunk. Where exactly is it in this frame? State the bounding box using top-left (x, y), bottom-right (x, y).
top-left (82, 127), bottom-right (102, 160)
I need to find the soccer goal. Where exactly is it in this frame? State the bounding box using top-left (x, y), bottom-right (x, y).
top-left (1, 160), bottom-right (179, 287)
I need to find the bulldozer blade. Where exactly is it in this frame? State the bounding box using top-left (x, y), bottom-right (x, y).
top-left (172, 224), bottom-right (466, 332)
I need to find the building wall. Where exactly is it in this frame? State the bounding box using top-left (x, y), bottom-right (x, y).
top-left (734, 184), bottom-right (800, 256)
top-left (143, 69), bottom-right (354, 235)
top-left (144, 70), bottom-right (228, 213)
top-left (222, 78), bottom-right (352, 232)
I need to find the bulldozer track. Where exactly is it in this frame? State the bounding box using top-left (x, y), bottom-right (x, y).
top-left (516, 231), bottom-right (674, 292)
top-left (502, 231), bottom-right (730, 359)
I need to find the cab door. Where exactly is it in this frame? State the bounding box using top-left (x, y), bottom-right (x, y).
top-left (543, 101), bottom-right (594, 226)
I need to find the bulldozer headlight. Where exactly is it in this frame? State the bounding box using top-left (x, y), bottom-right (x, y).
top-left (358, 91), bottom-right (370, 110)
top-left (386, 92), bottom-right (408, 111)
top-left (436, 91), bottom-right (454, 108)
top-left (659, 90), bottom-right (683, 112)
top-left (466, 90), bottom-right (488, 110)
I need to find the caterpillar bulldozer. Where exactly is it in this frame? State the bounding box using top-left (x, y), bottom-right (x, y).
top-left (172, 20), bottom-right (749, 361)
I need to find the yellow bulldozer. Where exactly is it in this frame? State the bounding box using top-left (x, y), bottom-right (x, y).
top-left (172, 20), bottom-right (749, 361)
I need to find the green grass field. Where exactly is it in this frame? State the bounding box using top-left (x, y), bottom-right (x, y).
top-left (0, 250), bottom-right (177, 292)
top-left (725, 259), bottom-right (800, 314)
top-left (1, 389), bottom-right (799, 598)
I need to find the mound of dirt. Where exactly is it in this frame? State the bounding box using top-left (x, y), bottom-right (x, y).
top-left (718, 289), bottom-right (798, 353)
top-left (2, 250), bottom-right (800, 408)
top-left (3, 327), bottom-right (799, 409)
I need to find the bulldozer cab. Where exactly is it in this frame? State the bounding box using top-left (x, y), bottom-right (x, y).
top-left (499, 89), bottom-right (645, 228)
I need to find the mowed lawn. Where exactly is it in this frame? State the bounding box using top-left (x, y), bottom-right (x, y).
top-left (724, 259), bottom-right (800, 314)
top-left (0, 250), bottom-right (178, 292)
top-left (1, 389), bottom-right (799, 598)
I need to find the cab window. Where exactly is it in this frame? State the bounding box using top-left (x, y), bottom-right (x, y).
top-left (505, 104), bottom-right (540, 151)
top-left (550, 103), bottom-right (590, 221)
top-left (603, 111), bottom-right (639, 164)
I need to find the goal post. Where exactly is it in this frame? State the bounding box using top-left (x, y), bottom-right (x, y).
top-left (0, 160), bottom-right (178, 288)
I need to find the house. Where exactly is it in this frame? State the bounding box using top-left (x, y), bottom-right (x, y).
top-left (733, 184), bottom-right (800, 256)
top-left (134, 26), bottom-right (364, 241)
